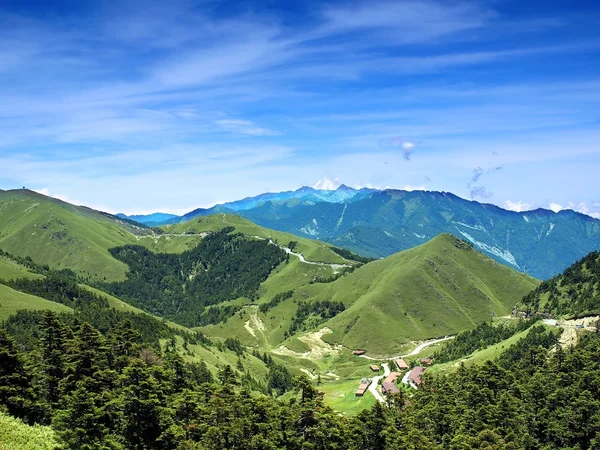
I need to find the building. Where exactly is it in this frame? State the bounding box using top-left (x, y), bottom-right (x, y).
top-left (382, 381), bottom-right (399, 395)
top-left (408, 366), bottom-right (426, 389)
top-left (355, 378), bottom-right (372, 396)
top-left (370, 364), bottom-right (380, 372)
top-left (381, 372), bottom-right (401, 395)
top-left (394, 358), bottom-right (409, 370)
top-left (353, 349), bottom-right (366, 356)
top-left (419, 357), bottom-right (433, 366)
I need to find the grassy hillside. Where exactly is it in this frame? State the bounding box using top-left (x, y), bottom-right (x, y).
top-left (294, 234), bottom-right (539, 356)
top-left (0, 284), bottom-right (73, 321)
top-left (0, 190), bottom-right (202, 281)
top-left (521, 250), bottom-right (600, 316)
top-left (164, 213), bottom-right (348, 264)
top-left (0, 257), bottom-right (44, 281)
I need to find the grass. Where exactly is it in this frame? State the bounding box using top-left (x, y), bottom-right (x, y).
top-left (0, 189), bottom-right (200, 282)
top-left (296, 234), bottom-right (539, 356)
top-left (0, 258), bottom-right (44, 281)
top-left (0, 412), bottom-right (58, 450)
top-left (0, 284), bottom-right (73, 321)
top-left (428, 324), bottom-right (560, 375)
top-left (319, 378), bottom-right (377, 415)
top-left (164, 214), bottom-right (348, 264)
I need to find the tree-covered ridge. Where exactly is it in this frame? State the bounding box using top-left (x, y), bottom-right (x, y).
top-left (104, 228), bottom-right (287, 327)
top-left (330, 246), bottom-right (376, 264)
top-left (1, 271), bottom-right (109, 309)
top-left (434, 318), bottom-right (537, 363)
top-left (285, 300), bottom-right (346, 338)
top-left (3, 312), bottom-right (600, 449)
top-left (522, 250), bottom-right (600, 316)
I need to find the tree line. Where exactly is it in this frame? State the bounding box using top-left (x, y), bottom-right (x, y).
top-left (103, 228), bottom-right (287, 327)
top-left (2, 313), bottom-right (600, 448)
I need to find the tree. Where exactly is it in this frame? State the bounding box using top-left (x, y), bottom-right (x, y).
top-left (0, 329), bottom-right (33, 420)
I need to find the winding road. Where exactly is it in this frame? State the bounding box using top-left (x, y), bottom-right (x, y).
top-left (368, 362), bottom-right (390, 403)
top-left (360, 336), bottom-right (455, 403)
top-left (255, 236), bottom-right (352, 270)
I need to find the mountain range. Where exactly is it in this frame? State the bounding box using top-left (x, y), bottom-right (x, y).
top-left (120, 186), bottom-right (600, 279)
top-left (0, 188), bottom-right (533, 356)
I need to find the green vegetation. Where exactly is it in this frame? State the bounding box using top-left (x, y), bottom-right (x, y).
top-left (0, 412), bottom-right (58, 450)
top-left (319, 378), bottom-right (377, 415)
top-left (259, 290), bottom-right (294, 313)
top-left (104, 228), bottom-right (286, 326)
top-left (298, 234), bottom-right (539, 355)
top-left (330, 246), bottom-right (376, 264)
top-left (433, 318), bottom-right (537, 363)
top-left (0, 190), bottom-right (202, 282)
top-left (2, 309), bottom-right (600, 449)
top-left (164, 213), bottom-right (348, 264)
top-left (2, 271), bottom-right (109, 309)
top-left (285, 300), bottom-right (346, 337)
top-left (522, 250), bottom-right (600, 316)
top-left (0, 284), bottom-right (73, 322)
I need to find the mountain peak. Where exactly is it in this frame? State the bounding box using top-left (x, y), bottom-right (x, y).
top-left (335, 184), bottom-right (355, 192)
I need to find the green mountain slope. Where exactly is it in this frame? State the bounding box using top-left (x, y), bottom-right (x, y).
top-left (0, 190), bottom-right (203, 281)
top-left (521, 250), bottom-right (600, 316)
top-left (294, 234), bottom-right (539, 355)
top-left (0, 284), bottom-right (73, 321)
top-left (164, 214), bottom-right (348, 265)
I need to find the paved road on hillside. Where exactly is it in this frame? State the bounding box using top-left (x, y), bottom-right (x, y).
top-left (368, 362), bottom-right (391, 403)
top-left (360, 335), bottom-right (455, 361)
top-left (256, 236), bottom-right (351, 270)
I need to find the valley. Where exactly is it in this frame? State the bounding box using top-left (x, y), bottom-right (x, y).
top-left (1, 188), bottom-right (600, 449)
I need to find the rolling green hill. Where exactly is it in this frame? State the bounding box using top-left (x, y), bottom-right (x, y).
top-left (0, 190), bottom-right (203, 281)
top-left (292, 234), bottom-right (539, 355)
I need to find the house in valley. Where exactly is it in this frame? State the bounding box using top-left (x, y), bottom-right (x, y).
top-left (394, 358), bottom-right (409, 370)
top-left (382, 372), bottom-right (401, 395)
top-left (355, 378), bottom-right (372, 396)
top-left (408, 366), bottom-right (426, 389)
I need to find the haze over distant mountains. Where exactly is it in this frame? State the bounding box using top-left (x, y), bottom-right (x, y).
top-left (120, 186), bottom-right (600, 279)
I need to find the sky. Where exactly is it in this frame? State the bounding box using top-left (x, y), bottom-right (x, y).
top-left (0, 0), bottom-right (599, 217)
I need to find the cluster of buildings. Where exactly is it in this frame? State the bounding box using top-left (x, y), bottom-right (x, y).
top-left (354, 356), bottom-right (434, 397)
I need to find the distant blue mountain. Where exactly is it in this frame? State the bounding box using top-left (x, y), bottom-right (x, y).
top-left (116, 212), bottom-right (179, 226)
top-left (161, 185), bottom-right (377, 224)
top-left (140, 186), bottom-right (600, 279)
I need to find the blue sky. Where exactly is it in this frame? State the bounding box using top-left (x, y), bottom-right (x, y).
top-left (0, 0), bottom-right (599, 217)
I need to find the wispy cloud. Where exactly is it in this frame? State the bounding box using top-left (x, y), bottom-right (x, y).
top-left (0, 0), bottom-right (598, 214)
top-left (215, 119), bottom-right (282, 136)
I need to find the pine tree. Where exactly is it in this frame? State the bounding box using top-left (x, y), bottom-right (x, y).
top-left (40, 312), bottom-right (69, 407)
top-left (0, 329), bottom-right (33, 420)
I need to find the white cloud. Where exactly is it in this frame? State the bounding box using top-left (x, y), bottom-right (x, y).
top-left (504, 200), bottom-right (533, 212)
top-left (215, 119), bottom-right (281, 136)
top-left (33, 187), bottom-right (74, 204)
top-left (403, 185), bottom-right (427, 192)
top-left (313, 177), bottom-right (340, 190)
top-left (567, 201), bottom-right (600, 219)
top-left (549, 202), bottom-right (563, 213)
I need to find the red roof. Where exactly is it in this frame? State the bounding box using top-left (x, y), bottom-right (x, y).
top-left (408, 366), bottom-right (426, 386)
top-left (394, 358), bottom-right (409, 369)
top-left (384, 372), bottom-right (401, 384)
top-left (382, 381), bottom-right (399, 394)
top-left (419, 357), bottom-right (433, 366)
top-left (355, 382), bottom-right (370, 396)
top-left (353, 349), bottom-right (366, 355)
top-left (370, 364), bottom-right (380, 371)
